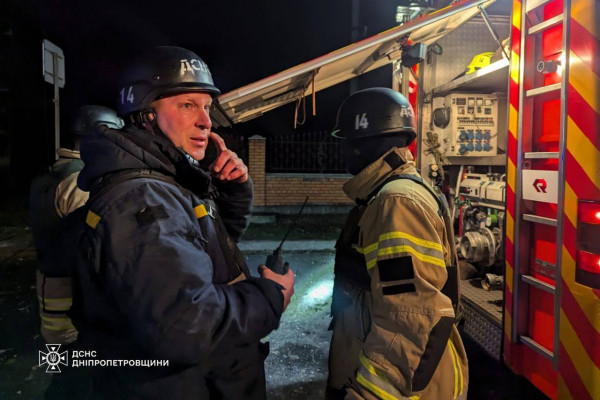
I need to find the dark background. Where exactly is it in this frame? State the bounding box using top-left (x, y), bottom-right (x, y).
top-left (1, 0), bottom-right (404, 199)
top-left (0, 0), bottom-right (509, 197)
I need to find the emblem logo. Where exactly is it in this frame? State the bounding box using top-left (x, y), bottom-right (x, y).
top-left (39, 344), bottom-right (68, 373)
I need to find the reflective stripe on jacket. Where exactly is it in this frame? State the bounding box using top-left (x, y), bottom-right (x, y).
top-left (29, 153), bottom-right (88, 344)
top-left (343, 147), bottom-right (468, 400)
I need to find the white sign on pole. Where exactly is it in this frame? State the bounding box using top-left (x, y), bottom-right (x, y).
top-left (522, 169), bottom-right (559, 204)
top-left (42, 39), bottom-right (65, 88)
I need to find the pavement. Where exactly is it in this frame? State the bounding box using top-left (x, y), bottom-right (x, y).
top-left (238, 240), bottom-right (336, 252)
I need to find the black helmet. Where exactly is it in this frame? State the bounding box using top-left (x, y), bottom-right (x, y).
top-left (117, 46), bottom-right (221, 117)
top-left (331, 87), bottom-right (416, 142)
top-left (71, 105), bottom-right (124, 136)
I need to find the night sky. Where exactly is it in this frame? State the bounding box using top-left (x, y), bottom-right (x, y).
top-left (25, 0), bottom-right (398, 132)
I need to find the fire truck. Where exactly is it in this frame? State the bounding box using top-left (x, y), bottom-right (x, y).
top-left (212, 0), bottom-right (600, 398)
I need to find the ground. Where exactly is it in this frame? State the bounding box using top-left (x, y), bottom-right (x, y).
top-left (0, 209), bottom-right (549, 399)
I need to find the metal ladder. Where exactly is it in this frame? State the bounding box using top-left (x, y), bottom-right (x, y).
top-left (512, 0), bottom-right (570, 369)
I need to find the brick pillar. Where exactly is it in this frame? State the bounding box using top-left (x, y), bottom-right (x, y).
top-left (248, 135), bottom-right (266, 206)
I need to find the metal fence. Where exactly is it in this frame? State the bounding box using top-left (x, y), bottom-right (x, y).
top-left (266, 130), bottom-right (346, 173)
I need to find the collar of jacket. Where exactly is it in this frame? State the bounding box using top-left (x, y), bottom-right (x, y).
top-left (343, 147), bottom-right (414, 204)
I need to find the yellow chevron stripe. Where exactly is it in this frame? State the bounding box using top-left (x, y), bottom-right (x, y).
top-left (560, 308), bottom-right (600, 399)
top-left (562, 253), bottom-right (600, 335)
top-left (510, 51), bottom-right (520, 86)
top-left (570, 51), bottom-right (600, 114)
top-left (509, 103), bottom-right (518, 139)
top-left (511, 0), bottom-right (521, 29)
top-left (506, 211), bottom-right (514, 249)
top-left (567, 117), bottom-right (600, 192)
top-left (558, 375), bottom-right (575, 400)
top-left (505, 259), bottom-right (514, 293)
top-left (507, 158), bottom-right (516, 192)
top-left (564, 182), bottom-right (578, 228)
top-left (562, 247), bottom-right (576, 283)
top-left (572, 0), bottom-right (600, 38)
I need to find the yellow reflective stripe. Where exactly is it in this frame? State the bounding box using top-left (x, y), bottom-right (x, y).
top-left (194, 204), bottom-right (208, 219)
top-left (357, 231), bottom-right (446, 270)
top-left (359, 352), bottom-right (391, 382)
top-left (42, 324), bottom-right (76, 331)
top-left (37, 296), bottom-right (72, 303)
top-left (364, 245), bottom-right (446, 270)
top-left (357, 232), bottom-right (443, 254)
top-left (38, 296), bottom-right (72, 311)
top-left (357, 372), bottom-right (399, 400)
top-left (86, 210), bottom-right (101, 229)
top-left (41, 315), bottom-right (72, 322)
top-left (379, 232), bottom-right (443, 252)
top-left (448, 339), bottom-right (464, 399)
top-left (40, 315), bottom-right (75, 330)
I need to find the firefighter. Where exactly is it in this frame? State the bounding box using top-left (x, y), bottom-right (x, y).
top-left (71, 46), bottom-right (295, 399)
top-left (327, 87), bottom-right (468, 400)
top-left (29, 105), bottom-right (124, 399)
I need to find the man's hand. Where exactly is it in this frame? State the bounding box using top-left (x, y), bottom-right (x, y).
top-left (258, 265), bottom-right (295, 312)
top-left (209, 132), bottom-right (248, 183)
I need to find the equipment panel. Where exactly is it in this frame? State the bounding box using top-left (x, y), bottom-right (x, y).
top-left (432, 93), bottom-right (499, 157)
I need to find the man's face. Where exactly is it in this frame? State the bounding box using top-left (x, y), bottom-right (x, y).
top-left (152, 92), bottom-right (213, 161)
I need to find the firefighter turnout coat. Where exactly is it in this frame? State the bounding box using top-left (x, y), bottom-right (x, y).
top-left (29, 148), bottom-right (89, 344)
top-left (334, 147), bottom-right (468, 400)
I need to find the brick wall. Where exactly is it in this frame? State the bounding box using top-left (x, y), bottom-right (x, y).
top-left (248, 135), bottom-right (352, 207)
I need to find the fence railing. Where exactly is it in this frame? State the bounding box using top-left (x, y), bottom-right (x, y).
top-left (266, 130), bottom-right (346, 173)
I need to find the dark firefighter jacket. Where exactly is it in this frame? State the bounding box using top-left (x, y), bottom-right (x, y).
top-left (73, 126), bottom-right (284, 400)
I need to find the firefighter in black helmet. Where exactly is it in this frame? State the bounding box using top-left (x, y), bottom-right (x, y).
top-left (72, 46), bottom-right (294, 400)
top-left (327, 88), bottom-right (468, 400)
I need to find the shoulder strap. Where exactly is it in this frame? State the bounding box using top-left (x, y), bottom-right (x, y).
top-left (88, 169), bottom-right (248, 282)
top-left (89, 169), bottom-right (181, 203)
top-left (371, 173), bottom-right (448, 216)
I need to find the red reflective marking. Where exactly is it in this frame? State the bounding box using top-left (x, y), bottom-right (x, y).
top-left (568, 84), bottom-right (600, 149)
top-left (561, 279), bottom-right (600, 370)
top-left (559, 343), bottom-right (593, 400)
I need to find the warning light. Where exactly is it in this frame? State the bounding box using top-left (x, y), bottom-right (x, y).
top-left (577, 251), bottom-right (600, 275)
top-left (579, 201), bottom-right (600, 225)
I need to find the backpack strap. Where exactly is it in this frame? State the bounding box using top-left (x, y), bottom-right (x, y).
top-left (86, 169), bottom-right (249, 283)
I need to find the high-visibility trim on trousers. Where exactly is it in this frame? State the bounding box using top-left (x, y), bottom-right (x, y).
top-left (40, 314), bottom-right (76, 331)
top-left (38, 296), bottom-right (72, 311)
top-left (357, 352), bottom-right (420, 400)
top-left (448, 339), bottom-right (464, 399)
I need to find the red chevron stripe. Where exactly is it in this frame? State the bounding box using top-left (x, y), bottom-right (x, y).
top-left (507, 132), bottom-right (518, 164)
top-left (561, 277), bottom-right (600, 369)
top-left (510, 83), bottom-right (519, 111)
top-left (568, 84), bottom-right (600, 147)
top-left (571, 19), bottom-right (600, 77)
top-left (559, 343), bottom-right (593, 400)
top-left (566, 151), bottom-right (600, 200)
top-left (504, 277), bottom-right (513, 318)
